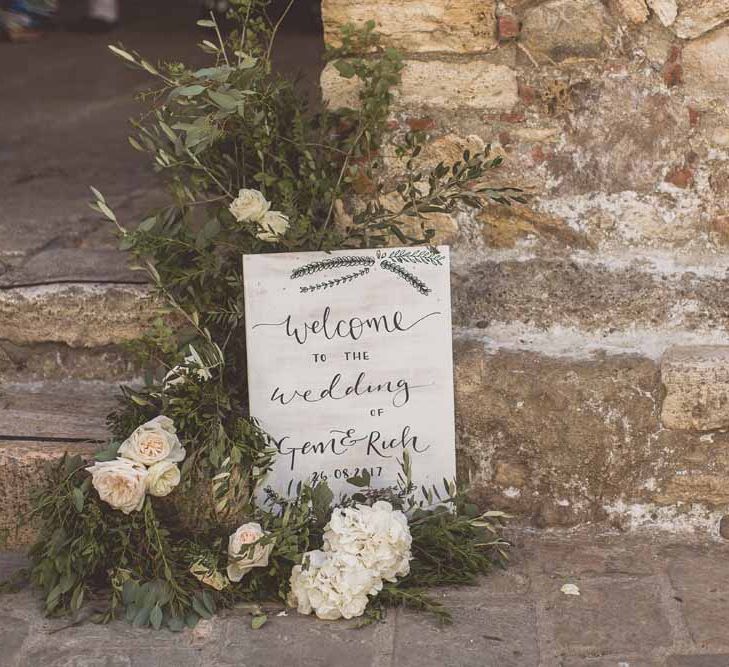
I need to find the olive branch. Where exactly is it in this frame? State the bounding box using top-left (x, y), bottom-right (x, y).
top-left (290, 256), bottom-right (375, 279)
top-left (384, 249), bottom-right (444, 266)
top-left (291, 251), bottom-right (443, 296)
top-left (300, 267), bottom-right (371, 293)
top-left (379, 260), bottom-right (431, 295)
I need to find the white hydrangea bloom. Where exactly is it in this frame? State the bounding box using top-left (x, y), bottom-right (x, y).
top-left (288, 550), bottom-right (382, 621)
top-left (323, 501), bottom-right (412, 582)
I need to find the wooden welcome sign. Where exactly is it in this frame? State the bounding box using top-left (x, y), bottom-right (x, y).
top-left (243, 246), bottom-right (456, 500)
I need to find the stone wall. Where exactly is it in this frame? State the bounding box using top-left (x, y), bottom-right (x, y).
top-left (321, 0), bottom-right (729, 533)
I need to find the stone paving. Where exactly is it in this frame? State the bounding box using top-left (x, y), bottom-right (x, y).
top-left (0, 0), bottom-right (322, 282)
top-left (2, 530), bottom-right (729, 666)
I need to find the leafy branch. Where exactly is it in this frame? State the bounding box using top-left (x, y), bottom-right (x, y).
top-left (290, 255), bottom-right (375, 279)
top-left (300, 267), bottom-right (371, 293)
top-left (380, 259), bottom-right (430, 295)
top-left (385, 249), bottom-right (445, 266)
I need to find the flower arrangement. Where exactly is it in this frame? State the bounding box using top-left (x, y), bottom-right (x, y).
top-left (19, 0), bottom-right (521, 632)
top-left (290, 501), bottom-right (412, 620)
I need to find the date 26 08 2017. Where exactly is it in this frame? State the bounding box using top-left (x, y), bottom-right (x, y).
top-left (311, 467), bottom-right (384, 485)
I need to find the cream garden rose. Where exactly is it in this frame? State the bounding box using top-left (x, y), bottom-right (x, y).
top-left (145, 460), bottom-right (181, 497)
top-left (86, 458), bottom-right (148, 514)
top-left (227, 522), bottom-right (274, 582)
top-left (118, 416), bottom-right (185, 466)
top-left (256, 210), bottom-right (290, 242)
top-left (229, 188), bottom-right (270, 222)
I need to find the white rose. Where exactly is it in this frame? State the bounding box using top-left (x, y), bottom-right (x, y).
top-left (227, 522), bottom-right (274, 582)
top-left (118, 416), bottom-right (185, 467)
top-left (86, 458), bottom-right (148, 514)
top-left (146, 460), bottom-right (181, 497)
top-left (229, 189), bottom-right (271, 223)
top-left (256, 210), bottom-right (290, 242)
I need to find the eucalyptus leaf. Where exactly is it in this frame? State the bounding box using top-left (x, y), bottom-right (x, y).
top-left (133, 606), bottom-right (151, 628)
top-left (150, 604), bottom-right (163, 630)
top-left (71, 487), bottom-right (85, 513)
top-left (251, 614), bottom-right (267, 630)
top-left (192, 596), bottom-right (213, 620)
top-left (176, 84), bottom-right (206, 98)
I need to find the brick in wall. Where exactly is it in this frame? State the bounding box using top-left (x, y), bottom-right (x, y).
top-left (322, 0), bottom-right (497, 53)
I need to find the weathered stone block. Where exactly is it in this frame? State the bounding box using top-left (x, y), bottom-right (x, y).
top-left (0, 341), bottom-right (138, 383)
top-left (393, 603), bottom-right (539, 667)
top-left (550, 578), bottom-right (672, 654)
top-left (383, 132), bottom-right (491, 180)
top-left (0, 441), bottom-right (97, 547)
top-left (648, 0), bottom-right (678, 26)
top-left (451, 259), bottom-right (729, 333)
top-left (0, 283), bottom-right (162, 347)
top-left (454, 341), bottom-right (664, 525)
top-left (378, 194), bottom-right (459, 245)
top-left (614, 0), bottom-right (650, 25)
top-left (321, 60), bottom-right (518, 111)
top-left (656, 474), bottom-right (729, 505)
top-left (673, 0), bottom-right (729, 39)
top-left (682, 26), bottom-right (729, 105)
top-left (497, 14), bottom-right (521, 40)
top-left (520, 0), bottom-right (611, 64)
top-left (476, 206), bottom-right (587, 249)
top-left (322, 0), bottom-right (497, 53)
top-left (666, 548), bottom-right (729, 649)
top-left (661, 346), bottom-right (729, 431)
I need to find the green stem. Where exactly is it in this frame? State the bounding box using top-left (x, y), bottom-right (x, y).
top-left (265, 0), bottom-right (296, 64)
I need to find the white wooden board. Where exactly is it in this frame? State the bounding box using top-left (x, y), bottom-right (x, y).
top-left (243, 246), bottom-right (456, 501)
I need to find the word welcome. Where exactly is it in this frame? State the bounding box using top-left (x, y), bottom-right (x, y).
top-left (252, 306), bottom-right (440, 345)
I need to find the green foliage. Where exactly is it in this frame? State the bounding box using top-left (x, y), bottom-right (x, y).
top-left (90, 0), bottom-right (523, 521)
top-left (20, 0), bottom-right (518, 632)
top-left (27, 452), bottom-right (507, 629)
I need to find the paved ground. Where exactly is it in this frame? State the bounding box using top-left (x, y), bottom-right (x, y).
top-left (0, 0), bottom-right (323, 284)
top-left (2, 530), bottom-right (729, 666)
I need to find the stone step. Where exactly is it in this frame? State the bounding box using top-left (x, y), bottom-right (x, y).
top-left (2, 347), bottom-right (729, 547)
top-left (0, 341), bottom-right (138, 384)
top-left (453, 254), bottom-right (729, 335)
top-left (0, 440), bottom-right (98, 547)
top-left (0, 381), bottom-right (115, 440)
top-left (454, 339), bottom-right (729, 534)
top-left (0, 282), bottom-right (159, 348)
top-left (0, 381), bottom-right (116, 547)
top-left (2, 251), bottom-right (726, 358)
